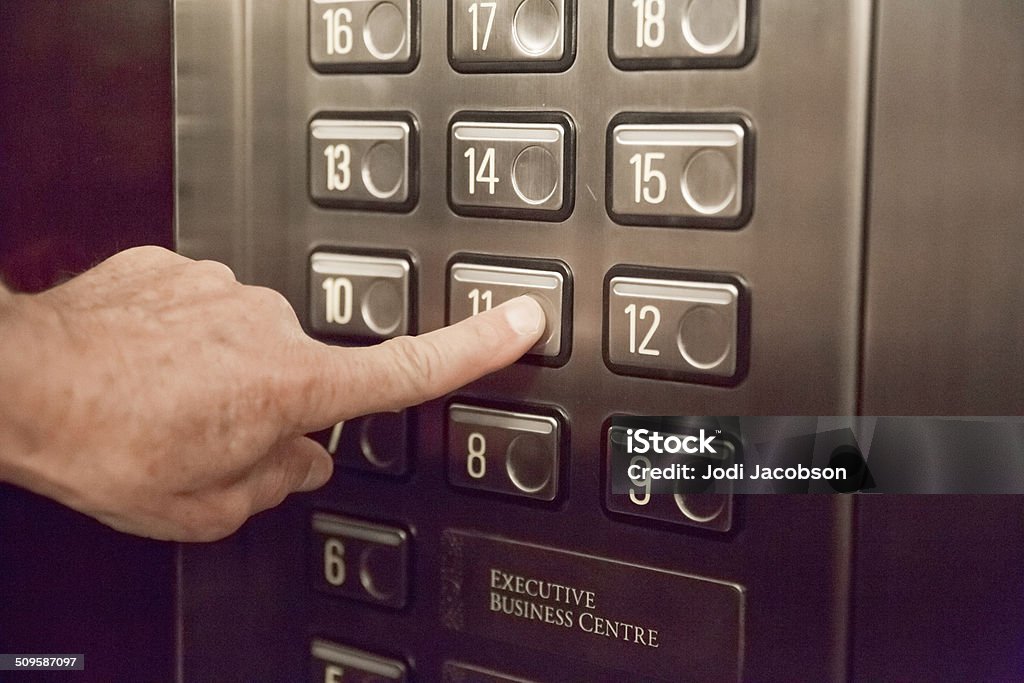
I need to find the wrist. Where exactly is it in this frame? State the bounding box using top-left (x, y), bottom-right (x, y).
top-left (0, 291), bottom-right (68, 489)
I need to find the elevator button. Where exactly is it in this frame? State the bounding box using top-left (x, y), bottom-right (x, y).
top-left (309, 251), bottom-right (413, 342)
top-left (610, 0), bottom-right (753, 69)
top-left (312, 640), bottom-right (408, 682)
top-left (309, 0), bottom-right (417, 73)
top-left (311, 514), bottom-right (410, 609)
top-left (310, 116), bottom-right (417, 211)
top-left (310, 412), bottom-right (410, 477)
top-left (447, 403), bottom-right (564, 502)
top-left (449, 0), bottom-right (575, 72)
top-left (448, 255), bottom-right (572, 365)
top-left (604, 423), bottom-right (735, 532)
top-left (604, 268), bottom-right (749, 385)
top-left (449, 113), bottom-right (575, 221)
top-left (608, 115), bottom-right (753, 228)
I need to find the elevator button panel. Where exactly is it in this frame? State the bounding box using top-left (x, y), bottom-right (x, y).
top-left (310, 115), bottom-right (418, 212)
top-left (447, 402), bottom-right (565, 502)
top-left (447, 254), bottom-right (572, 365)
top-left (449, 0), bottom-right (575, 72)
top-left (604, 267), bottom-right (750, 385)
top-left (449, 112), bottom-right (575, 221)
top-left (309, 0), bottom-right (418, 73)
top-left (610, 0), bottom-right (755, 69)
top-left (311, 514), bottom-right (410, 609)
top-left (608, 114), bottom-right (754, 228)
top-left (604, 424), bottom-right (735, 532)
top-left (311, 639), bottom-right (408, 682)
top-left (309, 251), bottom-right (414, 342)
top-left (309, 412), bottom-right (410, 477)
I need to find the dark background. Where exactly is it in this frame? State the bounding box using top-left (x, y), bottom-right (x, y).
top-left (0, 1), bottom-right (175, 680)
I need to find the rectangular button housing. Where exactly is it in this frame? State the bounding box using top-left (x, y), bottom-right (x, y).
top-left (309, 412), bottom-right (410, 477)
top-left (607, 113), bottom-right (753, 229)
top-left (309, 251), bottom-right (414, 342)
top-left (449, 112), bottom-right (575, 221)
top-left (310, 115), bottom-right (417, 212)
top-left (604, 422), bottom-right (735, 532)
top-left (443, 662), bottom-right (535, 682)
top-left (447, 254), bottom-right (572, 366)
top-left (311, 640), bottom-right (407, 682)
top-left (449, 0), bottom-right (575, 72)
top-left (610, 0), bottom-right (755, 69)
top-left (604, 266), bottom-right (749, 385)
top-left (447, 402), bottom-right (565, 502)
top-left (311, 514), bottom-right (410, 609)
top-left (309, 0), bottom-right (418, 73)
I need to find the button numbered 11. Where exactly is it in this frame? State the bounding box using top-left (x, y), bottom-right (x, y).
top-left (309, 0), bottom-right (418, 73)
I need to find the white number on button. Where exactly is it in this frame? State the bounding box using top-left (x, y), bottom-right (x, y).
top-left (632, 0), bottom-right (666, 49)
top-left (464, 146), bottom-right (500, 196)
top-left (467, 432), bottom-right (487, 479)
top-left (322, 277), bottom-right (354, 325)
top-left (468, 288), bottom-right (494, 316)
top-left (324, 144), bottom-right (352, 192)
top-left (468, 2), bottom-right (497, 51)
top-left (629, 455), bottom-right (652, 506)
top-left (630, 152), bottom-right (667, 205)
top-left (325, 665), bottom-right (344, 683)
top-left (323, 538), bottom-right (346, 586)
top-left (322, 8), bottom-right (354, 56)
top-left (625, 303), bottom-right (661, 356)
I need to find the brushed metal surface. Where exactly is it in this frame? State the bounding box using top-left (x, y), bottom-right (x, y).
top-left (861, 0), bottom-right (1024, 414)
top-left (174, 1), bottom-right (869, 679)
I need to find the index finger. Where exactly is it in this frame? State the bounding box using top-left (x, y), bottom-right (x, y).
top-left (294, 295), bottom-right (546, 432)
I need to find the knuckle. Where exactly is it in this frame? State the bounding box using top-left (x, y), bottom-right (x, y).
top-left (386, 335), bottom-right (443, 400)
top-left (249, 286), bottom-right (297, 320)
top-left (194, 259), bottom-right (236, 281)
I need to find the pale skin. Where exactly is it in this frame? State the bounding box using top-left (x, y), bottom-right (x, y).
top-left (0, 246), bottom-right (545, 542)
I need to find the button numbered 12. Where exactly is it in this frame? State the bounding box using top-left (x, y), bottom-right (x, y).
top-left (604, 268), bottom-right (749, 385)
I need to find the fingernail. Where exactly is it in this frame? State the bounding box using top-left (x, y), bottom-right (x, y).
top-left (299, 453), bottom-right (333, 492)
top-left (502, 295), bottom-right (545, 337)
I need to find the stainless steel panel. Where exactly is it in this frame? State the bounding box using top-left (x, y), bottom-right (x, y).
top-left (862, 0), bottom-right (1024, 414)
top-left (175, 0), bottom-right (870, 678)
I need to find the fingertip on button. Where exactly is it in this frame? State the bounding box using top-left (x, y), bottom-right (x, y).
top-left (502, 295), bottom-right (546, 337)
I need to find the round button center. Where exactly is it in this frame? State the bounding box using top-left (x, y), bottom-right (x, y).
top-left (361, 141), bottom-right (404, 200)
top-left (511, 145), bottom-right (559, 206)
top-left (683, 0), bottom-right (741, 55)
top-left (364, 2), bottom-right (406, 60)
top-left (513, 0), bottom-right (561, 56)
top-left (681, 148), bottom-right (737, 215)
top-left (677, 305), bottom-right (732, 371)
top-left (506, 434), bottom-right (554, 494)
top-left (361, 279), bottom-right (404, 336)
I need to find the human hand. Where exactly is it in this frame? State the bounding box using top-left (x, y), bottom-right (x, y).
top-left (0, 246), bottom-right (545, 541)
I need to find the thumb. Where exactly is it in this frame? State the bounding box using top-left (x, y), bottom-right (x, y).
top-left (243, 437), bottom-right (334, 517)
